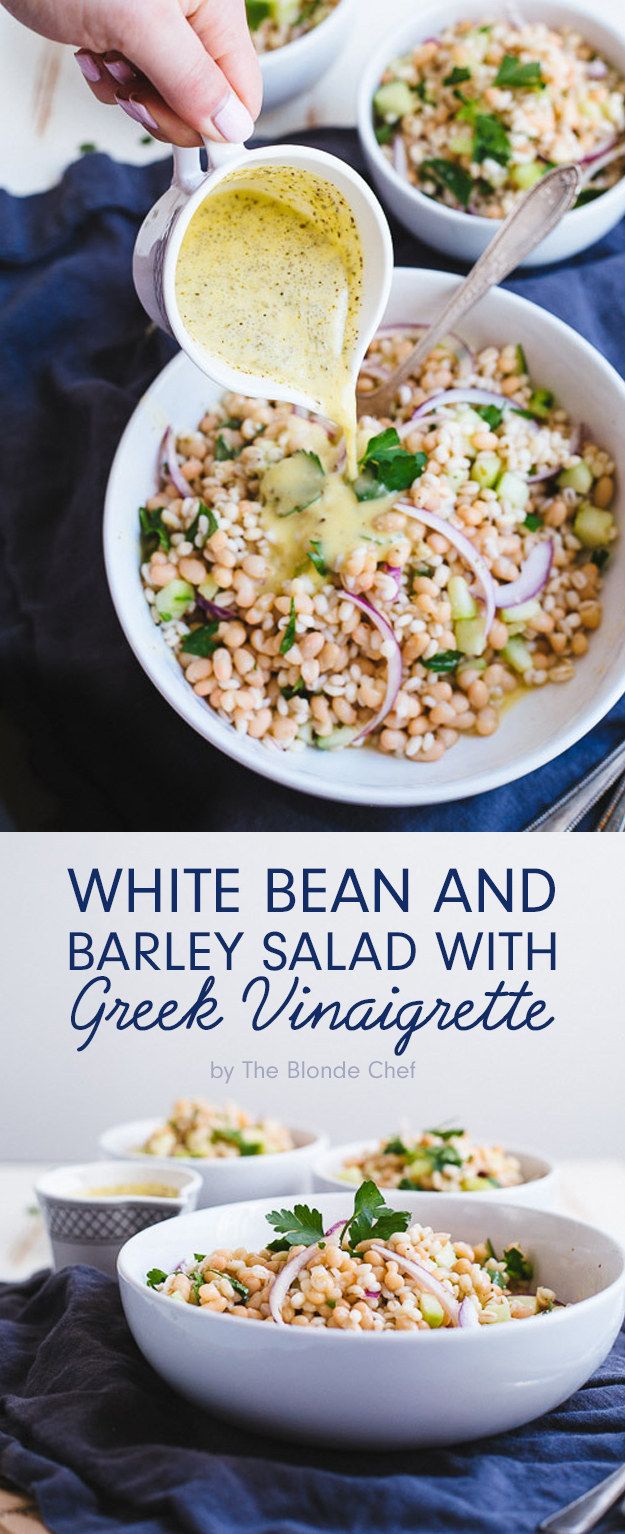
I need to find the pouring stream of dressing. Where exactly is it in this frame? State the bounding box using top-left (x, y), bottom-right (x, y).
top-left (175, 165), bottom-right (364, 478)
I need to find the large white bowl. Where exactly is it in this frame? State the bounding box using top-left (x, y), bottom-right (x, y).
top-left (358, 0), bottom-right (625, 266)
top-left (99, 1117), bottom-right (328, 1209)
top-left (104, 264), bottom-right (625, 807)
top-left (259, 0), bottom-right (356, 111)
top-left (313, 1140), bottom-right (557, 1208)
top-left (118, 1193), bottom-right (625, 1448)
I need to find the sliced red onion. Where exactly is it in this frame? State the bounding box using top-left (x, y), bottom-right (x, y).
top-left (586, 58), bottom-right (608, 78)
top-left (340, 590), bottom-right (403, 740)
top-left (369, 1242), bottom-right (460, 1325)
top-left (393, 136), bottom-right (409, 181)
top-left (195, 591), bottom-right (237, 622)
top-left (527, 465), bottom-right (558, 484)
top-left (412, 387), bottom-right (513, 420)
top-left (161, 426), bottom-right (190, 498)
top-left (569, 422), bottom-right (583, 455)
top-left (395, 500), bottom-right (496, 636)
top-left (324, 1219), bottom-right (347, 1239)
top-left (579, 135), bottom-right (618, 165)
top-left (494, 539), bottom-right (554, 607)
top-left (269, 1244), bottom-right (320, 1325)
top-left (458, 1297), bottom-right (480, 1328)
top-left (384, 563), bottom-right (403, 600)
top-left (364, 1286), bottom-right (381, 1299)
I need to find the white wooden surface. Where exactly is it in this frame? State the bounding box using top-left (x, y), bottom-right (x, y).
top-left (2, 1160), bottom-right (624, 1282)
top-left (1, 0), bottom-right (624, 194)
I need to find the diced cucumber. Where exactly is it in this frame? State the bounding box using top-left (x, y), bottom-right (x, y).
top-left (261, 450), bottom-right (325, 518)
top-left (154, 579), bottom-right (194, 623)
top-left (470, 451), bottom-right (502, 489)
top-left (502, 636), bottom-right (533, 673)
top-left (497, 470), bottom-right (529, 510)
top-left (373, 81), bottom-right (416, 122)
top-left (436, 1242), bottom-right (456, 1270)
top-left (573, 502), bottom-right (615, 547)
top-left (419, 1294), bottom-right (445, 1328)
top-left (511, 1295), bottom-right (539, 1318)
top-left (446, 465), bottom-right (470, 488)
top-left (528, 387), bottom-right (554, 419)
top-left (402, 1154), bottom-right (432, 1181)
top-left (557, 461), bottom-right (593, 494)
top-left (510, 161), bottom-right (545, 190)
top-left (455, 616), bottom-right (487, 656)
top-left (448, 574), bottom-right (477, 621)
top-left (315, 726), bottom-right (357, 750)
top-left (500, 597), bottom-right (541, 623)
top-left (485, 1296), bottom-right (512, 1323)
top-left (269, 0), bottom-right (300, 24)
top-left (198, 577), bottom-right (218, 601)
top-left (448, 126), bottom-right (474, 155)
top-left (462, 1175), bottom-right (491, 1191)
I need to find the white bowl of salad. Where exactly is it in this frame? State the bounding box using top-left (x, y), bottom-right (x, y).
top-left (104, 263), bottom-right (625, 808)
top-left (99, 1101), bottom-right (328, 1209)
top-left (358, 0), bottom-right (625, 266)
top-left (117, 1188), bottom-right (625, 1447)
top-left (313, 1130), bottom-right (557, 1209)
top-left (247, 0), bottom-right (356, 112)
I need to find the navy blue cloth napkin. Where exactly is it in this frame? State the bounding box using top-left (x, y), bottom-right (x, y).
top-left (1, 1265), bottom-right (624, 1534)
top-left (1, 130), bottom-right (624, 831)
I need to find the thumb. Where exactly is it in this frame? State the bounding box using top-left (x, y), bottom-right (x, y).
top-left (121, 2), bottom-right (255, 141)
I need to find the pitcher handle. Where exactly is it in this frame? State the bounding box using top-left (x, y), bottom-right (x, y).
top-left (172, 139), bottom-right (248, 194)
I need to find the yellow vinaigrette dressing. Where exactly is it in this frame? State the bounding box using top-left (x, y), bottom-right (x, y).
top-left (175, 165), bottom-right (364, 477)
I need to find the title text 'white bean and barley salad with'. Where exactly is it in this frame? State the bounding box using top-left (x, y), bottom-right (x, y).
top-left (244, 0), bottom-right (339, 52)
top-left (145, 1180), bottom-right (561, 1331)
top-left (373, 19), bottom-right (625, 217)
top-left (338, 1126), bottom-right (522, 1192)
top-left (141, 1099), bottom-right (294, 1159)
top-left (139, 331), bottom-right (616, 764)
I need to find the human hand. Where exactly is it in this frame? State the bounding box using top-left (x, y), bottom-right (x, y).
top-left (2, 0), bottom-right (262, 145)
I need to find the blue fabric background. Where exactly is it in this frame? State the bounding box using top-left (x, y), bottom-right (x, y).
top-left (0, 1266), bottom-right (624, 1534)
top-left (0, 130), bottom-right (624, 829)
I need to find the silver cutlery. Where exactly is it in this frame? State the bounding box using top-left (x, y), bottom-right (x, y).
top-left (525, 740), bottom-right (625, 831)
top-left (538, 1461), bottom-right (625, 1533)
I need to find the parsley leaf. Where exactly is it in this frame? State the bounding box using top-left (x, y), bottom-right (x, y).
top-left (420, 157), bottom-right (473, 208)
top-left (473, 113), bottom-right (511, 165)
top-left (279, 597), bottom-right (297, 655)
top-left (444, 65), bottom-right (472, 85)
top-left (246, 0), bottom-right (271, 28)
top-left (344, 1180), bottom-right (412, 1253)
top-left (591, 547), bottom-right (610, 570)
top-left (181, 622), bottom-right (219, 657)
top-left (476, 403), bottom-right (504, 430)
top-left (524, 512), bottom-right (543, 531)
top-left (281, 678), bottom-right (308, 700)
top-left (360, 427), bottom-right (426, 492)
top-left (266, 1201), bottom-right (325, 1252)
top-left (426, 1126), bottom-right (465, 1140)
top-left (419, 1143), bottom-right (463, 1174)
top-left (495, 54), bottom-right (544, 89)
top-left (139, 505), bottom-right (171, 557)
top-left (422, 648), bottom-right (464, 672)
top-left (382, 1137), bottom-right (408, 1155)
top-left (146, 1267), bottom-right (167, 1289)
top-left (503, 1244), bottom-right (533, 1282)
top-left (215, 431), bottom-right (241, 461)
top-left (187, 502), bottom-right (218, 546)
top-left (307, 539), bottom-right (328, 575)
top-left (375, 122), bottom-right (395, 145)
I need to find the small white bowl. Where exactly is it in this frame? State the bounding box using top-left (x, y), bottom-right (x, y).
top-left (357, 0), bottom-right (625, 266)
top-left (118, 1193), bottom-right (625, 1448)
top-left (312, 1140), bottom-right (557, 1209)
top-left (104, 263), bottom-right (625, 807)
top-left (98, 1119), bottom-right (328, 1209)
top-left (36, 1161), bottom-right (202, 1277)
top-left (259, 0), bottom-right (357, 111)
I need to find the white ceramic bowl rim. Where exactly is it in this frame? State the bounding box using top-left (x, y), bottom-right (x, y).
top-left (117, 1194), bottom-right (625, 1343)
top-left (259, 0), bottom-right (355, 67)
top-left (358, 0), bottom-right (625, 232)
top-left (100, 1119), bottom-right (328, 1167)
top-left (36, 1160), bottom-right (204, 1203)
top-left (314, 1139), bottom-right (554, 1185)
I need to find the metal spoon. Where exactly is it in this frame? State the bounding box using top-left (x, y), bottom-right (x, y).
top-left (358, 163), bottom-right (581, 418)
top-left (525, 739), bottom-right (625, 832)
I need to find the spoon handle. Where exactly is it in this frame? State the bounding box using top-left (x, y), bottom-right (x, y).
top-left (362, 164), bottom-right (580, 413)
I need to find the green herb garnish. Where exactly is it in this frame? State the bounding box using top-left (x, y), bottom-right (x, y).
top-left (475, 404), bottom-right (504, 430)
top-left (420, 157), bottom-right (473, 208)
top-left (426, 1126), bottom-right (465, 1140)
top-left (422, 648), bottom-right (464, 673)
top-left (494, 54), bottom-right (544, 89)
top-left (473, 113), bottom-right (511, 165)
top-left (281, 679), bottom-right (309, 700)
top-left (524, 512), bottom-right (543, 531)
top-left (375, 122), bottom-right (395, 145)
top-left (215, 431), bottom-right (242, 461)
top-left (146, 1267), bottom-right (167, 1289)
top-left (139, 505), bottom-right (171, 557)
top-left (342, 1180), bottom-right (412, 1254)
top-left (266, 1201), bottom-right (326, 1252)
top-left (246, 0), bottom-right (271, 27)
top-left (591, 548), bottom-right (610, 570)
top-left (187, 502), bottom-right (218, 546)
top-left (444, 65), bottom-right (472, 86)
top-left (211, 1127), bottom-right (263, 1156)
top-left (308, 539), bottom-right (328, 576)
top-left (503, 1244), bottom-right (534, 1282)
top-left (528, 387), bottom-right (555, 419)
top-left (181, 622), bottom-right (219, 657)
top-left (360, 427), bottom-right (426, 492)
top-left (515, 343), bottom-right (528, 374)
top-left (382, 1137), bottom-right (408, 1155)
top-left (279, 597), bottom-right (297, 655)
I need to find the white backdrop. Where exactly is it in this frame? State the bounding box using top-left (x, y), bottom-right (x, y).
top-left (0, 831), bottom-right (622, 1164)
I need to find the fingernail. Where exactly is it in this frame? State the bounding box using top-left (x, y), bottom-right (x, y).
top-left (103, 56), bottom-right (136, 85)
top-left (75, 51), bottom-right (102, 83)
top-left (210, 90), bottom-right (254, 143)
top-left (115, 94), bottom-right (160, 133)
